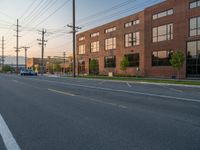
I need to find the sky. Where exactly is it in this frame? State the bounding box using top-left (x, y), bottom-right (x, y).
top-left (0, 0), bottom-right (164, 58)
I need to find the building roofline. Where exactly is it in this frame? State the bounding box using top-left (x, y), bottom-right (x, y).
top-left (77, 0), bottom-right (167, 36)
top-left (77, 10), bottom-right (144, 36)
top-left (145, 0), bottom-right (168, 10)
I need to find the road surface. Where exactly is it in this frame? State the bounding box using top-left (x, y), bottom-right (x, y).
top-left (0, 74), bottom-right (200, 150)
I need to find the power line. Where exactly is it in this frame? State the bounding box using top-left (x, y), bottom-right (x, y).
top-left (80, 0), bottom-right (157, 29)
top-left (34, 0), bottom-right (71, 28)
top-left (19, 0), bottom-right (40, 20)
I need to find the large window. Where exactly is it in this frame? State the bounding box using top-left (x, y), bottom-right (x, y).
top-left (105, 27), bottom-right (116, 33)
top-left (152, 50), bottom-right (173, 66)
top-left (78, 60), bottom-right (86, 74)
top-left (78, 44), bottom-right (85, 54)
top-left (153, 24), bottom-right (173, 43)
top-left (125, 32), bottom-right (140, 47)
top-left (91, 41), bottom-right (99, 53)
top-left (105, 37), bottom-right (116, 50)
top-left (190, 16), bottom-right (200, 37)
top-left (104, 56), bottom-right (116, 68)
top-left (187, 40), bottom-right (200, 58)
top-left (190, 0), bottom-right (200, 9)
top-left (125, 54), bottom-right (140, 67)
top-left (187, 40), bottom-right (200, 76)
top-left (153, 9), bottom-right (173, 20)
top-left (125, 19), bottom-right (140, 28)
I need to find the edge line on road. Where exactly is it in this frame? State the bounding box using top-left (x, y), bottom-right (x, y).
top-left (0, 114), bottom-right (21, 150)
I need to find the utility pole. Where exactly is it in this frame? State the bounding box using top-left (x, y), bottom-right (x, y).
top-left (14, 19), bottom-right (21, 74)
top-left (1, 36), bottom-right (5, 69)
top-left (37, 29), bottom-right (47, 75)
top-left (67, 0), bottom-right (81, 77)
top-left (21, 46), bottom-right (30, 69)
top-left (63, 51), bottom-right (66, 74)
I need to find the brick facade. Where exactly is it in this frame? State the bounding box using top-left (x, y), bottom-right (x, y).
top-left (76, 0), bottom-right (200, 78)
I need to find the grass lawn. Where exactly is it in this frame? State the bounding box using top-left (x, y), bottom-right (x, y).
top-left (77, 75), bottom-right (200, 86)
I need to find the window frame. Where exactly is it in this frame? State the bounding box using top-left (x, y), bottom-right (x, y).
top-left (152, 23), bottom-right (173, 43)
top-left (90, 41), bottom-right (100, 53)
top-left (152, 50), bottom-right (173, 67)
top-left (104, 56), bottom-right (116, 68)
top-left (105, 37), bottom-right (116, 50)
top-left (124, 53), bottom-right (140, 67)
top-left (152, 9), bottom-right (174, 20)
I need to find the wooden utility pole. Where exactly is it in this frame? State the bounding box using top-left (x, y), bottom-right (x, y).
top-left (38, 29), bottom-right (47, 75)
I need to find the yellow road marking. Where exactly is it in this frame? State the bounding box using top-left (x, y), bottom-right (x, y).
top-left (48, 88), bottom-right (75, 96)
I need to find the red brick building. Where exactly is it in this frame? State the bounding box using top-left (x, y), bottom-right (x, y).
top-left (76, 0), bottom-right (200, 78)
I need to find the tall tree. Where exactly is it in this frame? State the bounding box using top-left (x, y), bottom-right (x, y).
top-left (120, 56), bottom-right (129, 74)
top-left (170, 51), bottom-right (185, 79)
top-left (89, 59), bottom-right (99, 75)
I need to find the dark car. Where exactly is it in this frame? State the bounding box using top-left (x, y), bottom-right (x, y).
top-left (20, 69), bottom-right (37, 76)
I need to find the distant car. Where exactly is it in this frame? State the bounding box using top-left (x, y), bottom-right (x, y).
top-left (20, 69), bottom-right (37, 76)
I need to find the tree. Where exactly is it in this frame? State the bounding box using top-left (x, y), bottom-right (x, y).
top-left (89, 59), bottom-right (99, 75)
top-left (120, 56), bottom-right (129, 73)
top-left (170, 51), bottom-right (185, 79)
top-left (2, 65), bottom-right (13, 73)
top-left (53, 63), bottom-right (61, 73)
top-left (32, 65), bottom-right (36, 71)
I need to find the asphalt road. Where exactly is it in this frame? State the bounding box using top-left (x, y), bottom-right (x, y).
top-left (0, 74), bottom-right (200, 150)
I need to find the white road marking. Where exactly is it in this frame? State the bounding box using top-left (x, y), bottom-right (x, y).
top-left (23, 78), bottom-right (200, 103)
top-left (0, 114), bottom-right (21, 150)
top-left (169, 88), bottom-right (183, 93)
top-left (79, 96), bottom-right (128, 109)
top-left (12, 80), bottom-right (18, 83)
top-left (98, 80), bottom-right (106, 85)
top-left (48, 88), bottom-right (75, 97)
top-left (48, 88), bottom-right (128, 109)
top-left (126, 82), bottom-right (132, 87)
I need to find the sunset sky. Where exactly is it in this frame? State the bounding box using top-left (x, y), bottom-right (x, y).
top-left (0, 0), bottom-right (163, 58)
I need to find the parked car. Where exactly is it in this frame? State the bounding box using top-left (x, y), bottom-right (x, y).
top-left (20, 69), bottom-right (37, 76)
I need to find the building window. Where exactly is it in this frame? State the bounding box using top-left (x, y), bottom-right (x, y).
top-left (153, 23), bottom-right (173, 43)
top-left (187, 40), bottom-right (200, 58)
top-left (125, 19), bottom-right (140, 28)
top-left (125, 53), bottom-right (140, 67)
top-left (105, 37), bottom-right (116, 50)
top-left (190, 0), bottom-right (200, 9)
top-left (79, 36), bottom-right (85, 41)
top-left (125, 32), bottom-right (140, 47)
top-left (190, 16), bottom-right (200, 37)
top-left (78, 60), bottom-right (85, 74)
top-left (91, 32), bottom-right (99, 38)
top-left (105, 27), bottom-right (116, 33)
top-left (153, 9), bottom-right (173, 20)
top-left (104, 56), bottom-right (116, 68)
top-left (78, 44), bottom-right (85, 54)
top-left (91, 41), bottom-right (99, 53)
top-left (152, 50), bottom-right (173, 66)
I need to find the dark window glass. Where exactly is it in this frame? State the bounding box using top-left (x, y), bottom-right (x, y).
top-left (78, 60), bottom-right (86, 74)
top-left (152, 50), bottom-right (173, 66)
top-left (104, 56), bottom-right (116, 68)
top-left (125, 54), bottom-right (140, 67)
